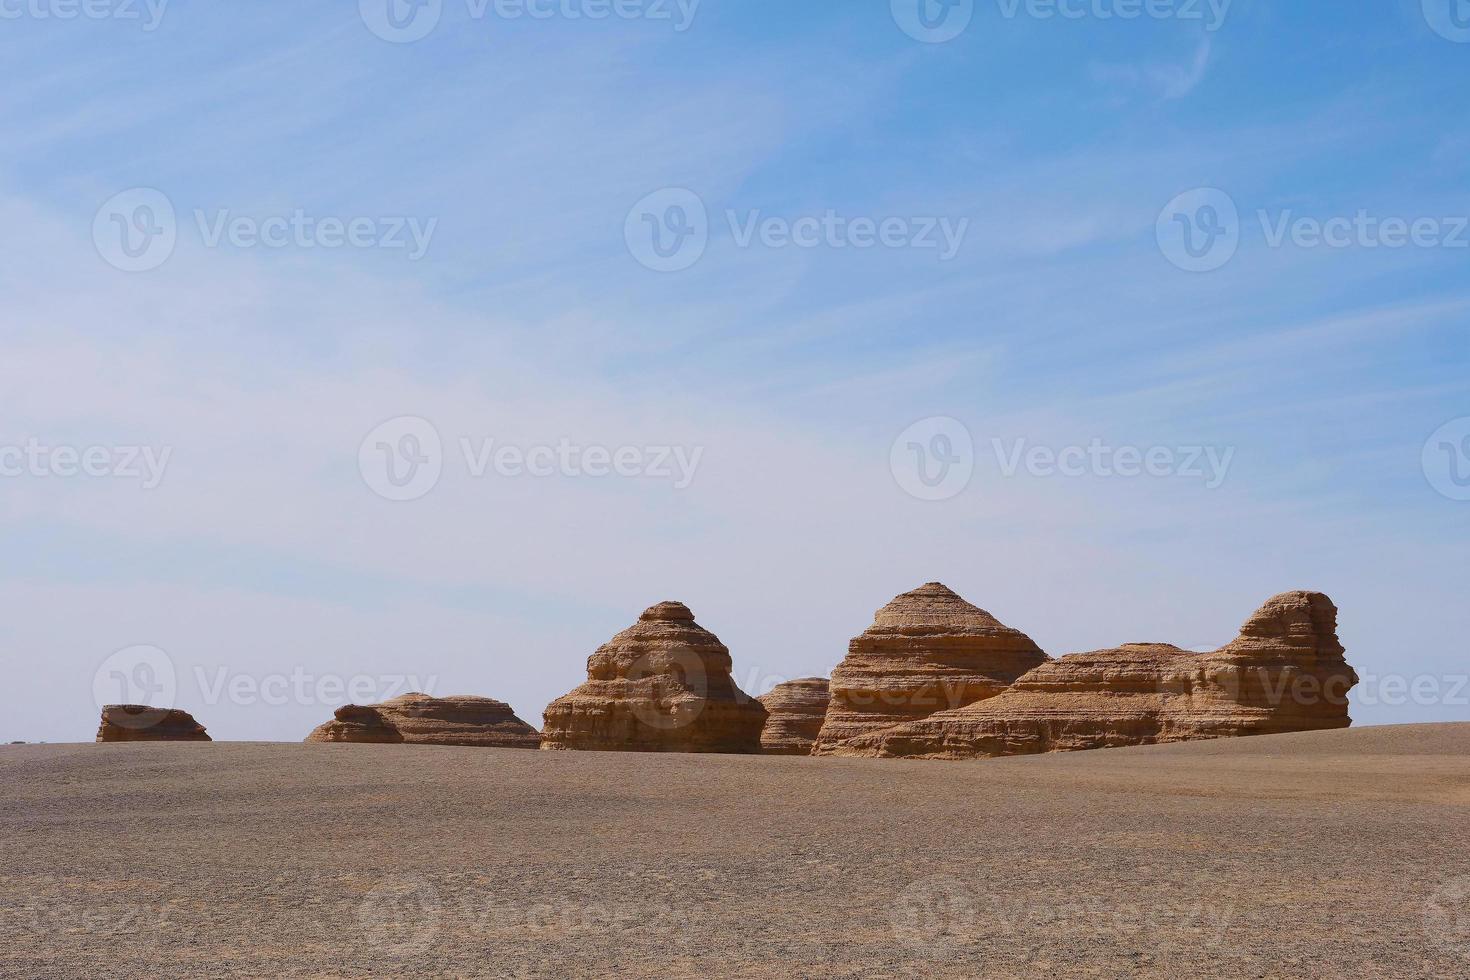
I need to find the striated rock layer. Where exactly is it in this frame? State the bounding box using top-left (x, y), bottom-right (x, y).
top-left (96, 705), bottom-right (211, 743)
top-left (306, 693), bottom-right (539, 748)
top-left (541, 601), bottom-right (766, 753)
top-left (757, 678), bottom-right (830, 756)
top-left (812, 583), bottom-right (1048, 756)
top-left (846, 591), bottom-right (1359, 760)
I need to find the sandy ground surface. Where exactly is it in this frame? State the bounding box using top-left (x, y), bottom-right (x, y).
top-left (2, 724), bottom-right (1468, 979)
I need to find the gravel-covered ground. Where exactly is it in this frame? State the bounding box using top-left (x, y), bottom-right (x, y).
top-left (2, 724), bottom-right (1468, 979)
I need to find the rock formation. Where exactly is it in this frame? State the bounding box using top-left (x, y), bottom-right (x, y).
top-left (844, 591), bottom-right (1359, 759)
top-left (757, 678), bottom-right (830, 755)
top-left (811, 583), bottom-right (1048, 756)
top-left (96, 705), bottom-right (211, 743)
top-left (305, 694), bottom-right (539, 748)
top-left (540, 601), bottom-right (767, 753)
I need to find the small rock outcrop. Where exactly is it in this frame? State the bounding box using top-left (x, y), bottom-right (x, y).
top-left (757, 678), bottom-right (830, 755)
top-left (96, 705), bottom-right (211, 743)
top-left (845, 591), bottom-right (1359, 759)
top-left (540, 601), bottom-right (767, 753)
top-left (811, 583), bottom-right (1048, 756)
top-left (306, 694), bottom-right (539, 748)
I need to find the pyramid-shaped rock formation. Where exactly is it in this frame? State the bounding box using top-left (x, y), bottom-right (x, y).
top-left (757, 677), bottom-right (830, 755)
top-left (811, 583), bottom-right (1048, 756)
top-left (305, 693), bottom-right (540, 748)
top-left (540, 601), bottom-right (767, 753)
top-left (844, 591), bottom-right (1359, 759)
top-left (96, 705), bottom-right (211, 742)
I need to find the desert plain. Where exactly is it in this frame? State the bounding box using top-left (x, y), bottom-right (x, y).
top-left (3, 723), bottom-right (1469, 979)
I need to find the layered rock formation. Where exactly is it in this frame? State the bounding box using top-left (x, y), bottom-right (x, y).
top-left (96, 705), bottom-right (211, 743)
top-left (757, 678), bottom-right (830, 755)
top-left (845, 591), bottom-right (1359, 760)
top-left (306, 694), bottom-right (540, 748)
top-left (812, 583), bottom-right (1048, 756)
top-left (541, 601), bottom-right (767, 753)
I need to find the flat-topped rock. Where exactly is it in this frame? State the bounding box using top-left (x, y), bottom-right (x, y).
top-left (844, 591), bottom-right (1359, 759)
top-left (811, 583), bottom-right (1048, 756)
top-left (541, 601), bottom-right (766, 753)
top-left (96, 705), bottom-right (211, 743)
top-left (757, 678), bottom-right (830, 756)
top-left (306, 694), bottom-right (539, 748)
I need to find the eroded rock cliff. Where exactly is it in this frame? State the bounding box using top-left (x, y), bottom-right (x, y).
top-left (758, 678), bottom-right (830, 756)
top-left (96, 705), bottom-right (211, 743)
top-left (844, 591), bottom-right (1358, 759)
top-left (812, 583), bottom-right (1048, 756)
top-left (541, 601), bottom-right (766, 753)
top-left (306, 694), bottom-right (539, 748)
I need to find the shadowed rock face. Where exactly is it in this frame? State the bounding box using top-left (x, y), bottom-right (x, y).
top-left (844, 591), bottom-right (1359, 760)
top-left (540, 601), bottom-right (767, 754)
top-left (811, 584), bottom-right (1048, 756)
top-left (757, 678), bottom-right (830, 756)
top-left (96, 705), bottom-right (211, 743)
top-left (305, 694), bottom-right (539, 748)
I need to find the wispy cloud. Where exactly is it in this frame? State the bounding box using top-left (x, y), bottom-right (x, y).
top-left (1090, 37), bottom-right (1214, 100)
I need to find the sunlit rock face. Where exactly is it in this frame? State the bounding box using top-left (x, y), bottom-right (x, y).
top-left (541, 601), bottom-right (766, 754)
top-left (811, 583), bottom-right (1049, 757)
top-left (306, 694), bottom-right (539, 748)
top-left (97, 705), bottom-right (211, 743)
top-left (758, 678), bottom-right (830, 756)
top-left (842, 591), bottom-right (1358, 760)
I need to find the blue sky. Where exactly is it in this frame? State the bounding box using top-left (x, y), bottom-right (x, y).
top-left (1, 0), bottom-right (1467, 741)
